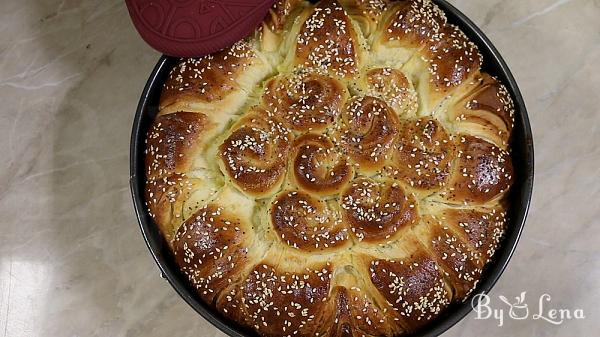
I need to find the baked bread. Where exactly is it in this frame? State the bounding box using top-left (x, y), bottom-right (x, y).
top-left (144, 0), bottom-right (515, 336)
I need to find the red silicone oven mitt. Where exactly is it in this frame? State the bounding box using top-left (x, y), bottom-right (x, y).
top-left (125, 0), bottom-right (277, 57)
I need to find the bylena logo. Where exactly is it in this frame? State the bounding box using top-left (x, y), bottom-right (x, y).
top-left (471, 292), bottom-right (585, 327)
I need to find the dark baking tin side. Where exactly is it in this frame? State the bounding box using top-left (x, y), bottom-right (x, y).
top-left (129, 1), bottom-right (535, 336)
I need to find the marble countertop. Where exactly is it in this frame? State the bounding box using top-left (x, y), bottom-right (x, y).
top-left (0, 0), bottom-right (598, 336)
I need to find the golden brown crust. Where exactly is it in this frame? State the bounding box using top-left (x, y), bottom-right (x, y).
top-left (144, 111), bottom-right (214, 241)
top-left (380, 1), bottom-right (482, 110)
top-left (416, 216), bottom-right (484, 299)
top-left (225, 262), bottom-right (334, 336)
top-left (294, 0), bottom-right (363, 78)
top-left (341, 177), bottom-right (418, 242)
top-left (173, 205), bottom-right (252, 304)
top-left (271, 190), bottom-right (350, 251)
top-left (263, 69), bottom-right (349, 132)
top-left (364, 68), bottom-right (418, 116)
top-left (327, 286), bottom-right (396, 337)
top-left (291, 134), bottom-right (354, 195)
top-left (145, 111), bottom-right (210, 179)
top-left (449, 74), bottom-right (516, 148)
top-left (160, 40), bottom-right (270, 115)
top-left (382, 0), bottom-right (447, 48)
top-left (266, 0), bottom-right (307, 32)
top-left (145, 173), bottom-right (201, 242)
top-left (219, 108), bottom-right (293, 198)
top-left (433, 206), bottom-right (508, 265)
top-left (369, 251), bottom-right (452, 332)
top-left (423, 24), bottom-right (482, 93)
top-left (339, 0), bottom-right (388, 38)
top-left (336, 96), bottom-right (400, 173)
top-left (145, 1), bottom-right (517, 336)
top-left (389, 118), bottom-right (455, 193)
top-left (442, 135), bottom-right (514, 205)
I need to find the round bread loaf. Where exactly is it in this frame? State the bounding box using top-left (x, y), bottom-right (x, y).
top-left (144, 0), bottom-right (515, 336)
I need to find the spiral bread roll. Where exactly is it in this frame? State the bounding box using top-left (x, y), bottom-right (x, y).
top-left (335, 96), bottom-right (400, 173)
top-left (219, 107), bottom-right (293, 198)
top-left (144, 1), bottom-right (516, 336)
top-left (291, 134), bottom-right (354, 195)
top-left (263, 70), bottom-right (348, 132)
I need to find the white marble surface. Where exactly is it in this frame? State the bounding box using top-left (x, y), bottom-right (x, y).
top-left (0, 0), bottom-right (598, 336)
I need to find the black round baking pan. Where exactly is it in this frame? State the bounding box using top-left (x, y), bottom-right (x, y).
top-left (129, 1), bottom-right (535, 336)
